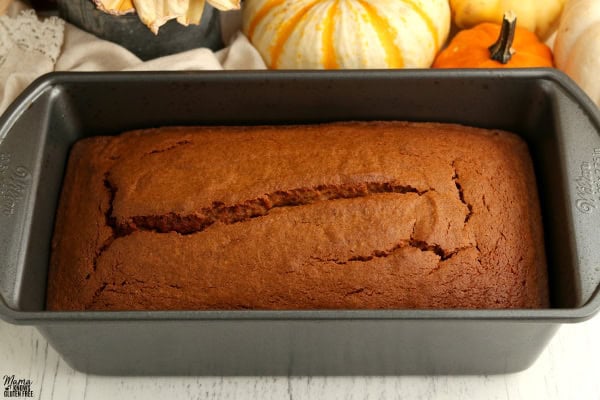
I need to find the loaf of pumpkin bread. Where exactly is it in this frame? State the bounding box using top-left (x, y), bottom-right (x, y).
top-left (46, 122), bottom-right (549, 310)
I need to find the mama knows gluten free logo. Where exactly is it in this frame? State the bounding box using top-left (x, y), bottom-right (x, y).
top-left (3, 375), bottom-right (33, 398)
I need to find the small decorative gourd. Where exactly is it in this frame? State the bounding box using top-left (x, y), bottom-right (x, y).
top-left (554, 0), bottom-right (600, 106)
top-left (433, 12), bottom-right (554, 68)
top-left (242, 0), bottom-right (451, 69)
top-left (449, 0), bottom-right (565, 40)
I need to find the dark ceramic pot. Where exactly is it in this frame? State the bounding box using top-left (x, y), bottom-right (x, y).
top-left (57, 0), bottom-right (223, 60)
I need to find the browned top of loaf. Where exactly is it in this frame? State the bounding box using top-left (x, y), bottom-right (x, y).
top-left (46, 121), bottom-right (549, 310)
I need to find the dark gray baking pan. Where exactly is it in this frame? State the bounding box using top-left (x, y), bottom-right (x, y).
top-left (0, 70), bottom-right (599, 376)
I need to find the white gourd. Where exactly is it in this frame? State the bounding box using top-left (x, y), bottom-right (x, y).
top-left (554, 0), bottom-right (600, 106)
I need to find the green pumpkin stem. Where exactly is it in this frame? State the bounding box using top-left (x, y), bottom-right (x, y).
top-left (489, 11), bottom-right (517, 64)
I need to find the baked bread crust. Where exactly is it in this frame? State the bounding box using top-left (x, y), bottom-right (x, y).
top-left (46, 122), bottom-right (549, 310)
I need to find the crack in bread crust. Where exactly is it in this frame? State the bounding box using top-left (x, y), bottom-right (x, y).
top-left (111, 180), bottom-right (433, 236)
top-left (144, 140), bottom-right (192, 156)
top-left (90, 176), bottom-right (118, 276)
top-left (313, 241), bottom-right (475, 265)
top-left (452, 160), bottom-right (474, 224)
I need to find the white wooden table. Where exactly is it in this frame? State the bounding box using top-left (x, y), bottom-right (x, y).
top-left (1, 315), bottom-right (599, 400)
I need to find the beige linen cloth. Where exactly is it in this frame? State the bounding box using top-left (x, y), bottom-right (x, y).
top-left (0, 1), bottom-right (266, 116)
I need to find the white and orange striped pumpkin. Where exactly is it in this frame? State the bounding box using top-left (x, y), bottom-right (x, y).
top-left (242, 0), bottom-right (451, 69)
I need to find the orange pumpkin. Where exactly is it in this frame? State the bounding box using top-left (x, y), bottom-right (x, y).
top-left (433, 12), bottom-right (554, 68)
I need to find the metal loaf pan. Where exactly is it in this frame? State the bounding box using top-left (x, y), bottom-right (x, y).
top-left (0, 70), bottom-right (599, 376)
